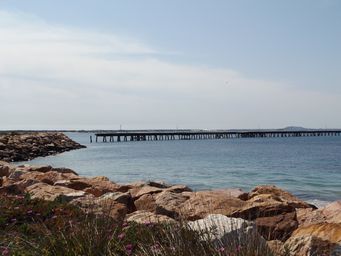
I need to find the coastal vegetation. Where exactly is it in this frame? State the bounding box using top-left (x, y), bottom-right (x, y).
top-left (0, 193), bottom-right (273, 256)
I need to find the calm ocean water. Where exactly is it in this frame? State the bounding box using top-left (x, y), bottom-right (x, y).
top-left (19, 132), bottom-right (341, 204)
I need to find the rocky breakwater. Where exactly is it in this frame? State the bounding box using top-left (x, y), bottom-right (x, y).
top-left (0, 132), bottom-right (86, 162)
top-left (0, 161), bottom-right (340, 255)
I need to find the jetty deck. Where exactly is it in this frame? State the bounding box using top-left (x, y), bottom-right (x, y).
top-left (93, 129), bottom-right (341, 143)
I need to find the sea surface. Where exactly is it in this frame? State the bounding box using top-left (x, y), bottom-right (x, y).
top-left (19, 132), bottom-right (341, 205)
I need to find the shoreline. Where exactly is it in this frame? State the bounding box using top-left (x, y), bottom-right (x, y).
top-left (0, 132), bottom-right (338, 202)
top-left (9, 132), bottom-right (339, 203)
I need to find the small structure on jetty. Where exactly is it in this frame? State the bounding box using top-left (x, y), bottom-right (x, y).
top-left (93, 129), bottom-right (341, 143)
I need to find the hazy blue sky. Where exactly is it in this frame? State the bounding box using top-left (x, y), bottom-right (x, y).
top-left (0, 0), bottom-right (340, 129)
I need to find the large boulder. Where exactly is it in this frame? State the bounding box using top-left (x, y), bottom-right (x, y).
top-left (25, 183), bottom-right (86, 201)
top-left (55, 176), bottom-right (130, 197)
top-left (227, 186), bottom-right (317, 239)
top-left (248, 185), bottom-right (314, 209)
top-left (232, 199), bottom-right (296, 220)
top-left (181, 191), bottom-right (247, 220)
top-left (284, 223), bottom-right (341, 256)
top-left (134, 191), bottom-right (190, 219)
top-left (0, 178), bottom-right (39, 194)
top-left (187, 214), bottom-right (272, 253)
top-left (16, 165), bottom-right (78, 175)
top-left (71, 194), bottom-right (128, 222)
top-left (126, 210), bottom-right (176, 224)
top-left (227, 186), bottom-right (316, 241)
top-left (154, 191), bottom-right (190, 218)
top-left (20, 171), bottom-right (78, 185)
top-left (297, 200), bottom-right (341, 227)
top-left (187, 214), bottom-right (255, 243)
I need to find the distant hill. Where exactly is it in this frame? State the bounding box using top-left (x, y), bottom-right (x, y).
top-left (280, 126), bottom-right (309, 131)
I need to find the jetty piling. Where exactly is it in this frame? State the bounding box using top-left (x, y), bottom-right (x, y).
top-left (92, 129), bottom-right (341, 143)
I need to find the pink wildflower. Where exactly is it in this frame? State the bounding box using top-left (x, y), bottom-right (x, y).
top-left (1, 247), bottom-right (10, 256)
top-left (118, 232), bottom-right (125, 240)
top-left (125, 244), bottom-right (133, 255)
top-left (144, 221), bottom-right (153, 227)
top-left (150, 243), bottom-right (161, 253)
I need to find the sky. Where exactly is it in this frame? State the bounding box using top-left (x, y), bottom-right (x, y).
top-left (0, 0), bottom-right (340, 130)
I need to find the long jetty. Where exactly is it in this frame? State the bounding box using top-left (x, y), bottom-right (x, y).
top-left (93, 129), bottom-right (341, 143)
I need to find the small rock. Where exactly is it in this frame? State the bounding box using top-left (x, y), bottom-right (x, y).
top-left (0, 142), bottom-right (6, 150)
top-left (165, 184), bottom-right (192, 193)
top-left (51, 167), bottom-right (78, 175)
top-left (0, 161), bottom-right (16, 177)
top-left (27, 165), bottom-right (53, 173)
top-left (147, 180), bottom-right (169, 188)
top-left (58, 191), bottom-right (87, 202)
top-left (8, 169), bottom-right (27, 181)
